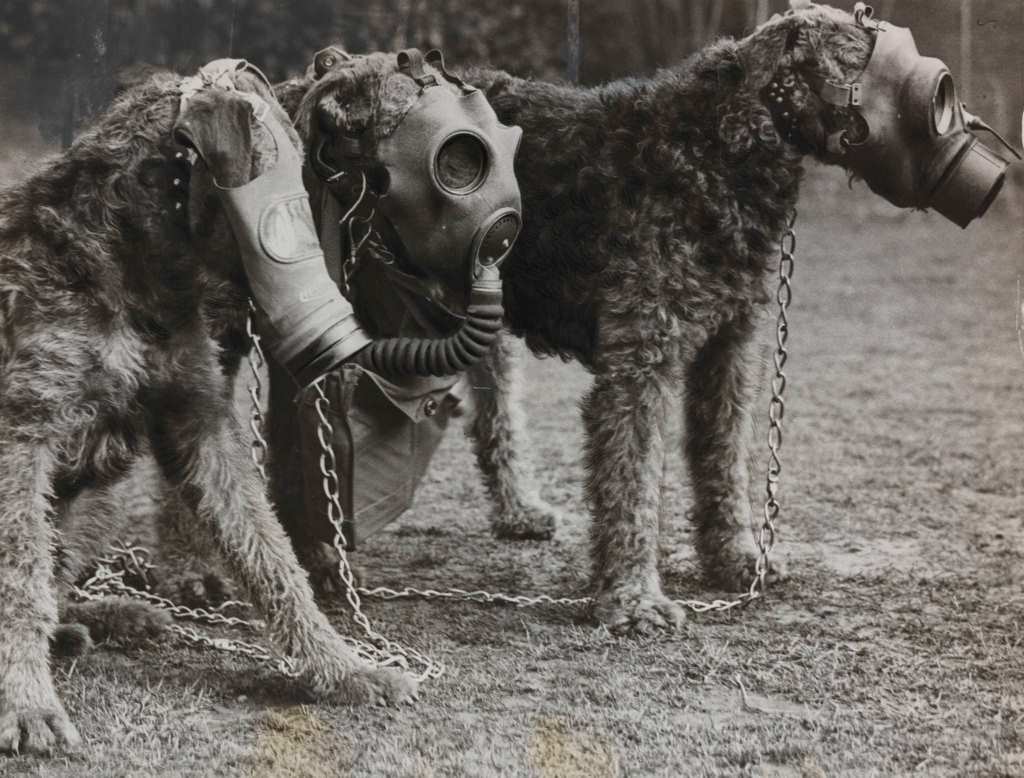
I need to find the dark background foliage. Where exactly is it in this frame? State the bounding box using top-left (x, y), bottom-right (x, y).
top-left (0, 1), bottom-right (1020, 148)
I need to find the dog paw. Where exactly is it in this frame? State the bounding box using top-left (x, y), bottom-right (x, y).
top-left (296, 543), bottom-right (365, 601)
top-left (64, 597), bottom-right (171, 645)
top-left (328, 667), bottom-right (420, 707)
top-left (162, 571), bottom-right (236, 608)
top-left (296, 632), bottom-right (420, 707)
top-left (700, 533), bottom-right (789, 592)
top-left (492, 500), bottom-right (559, 541)
top-left (593, 586), bottom-right (686, 636)
top-left (0, 702), bottom-right (81, 756)
top-left (50, 623), bottom-right (94, 658)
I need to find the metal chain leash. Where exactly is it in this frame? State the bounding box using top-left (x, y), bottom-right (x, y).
top-left (70, 544), bottom-right (300, 676)
top-left (72, 213), bottom-right (795, 679)
top-left (246, 299), bottom-right (270, 481)
top-left (244, 308), bottom-right (438, 679)
top-left (310, 380), bottom-right (444, 680)
top-left (353, 211), bottom-right (798, 614)
top-left (71, 546), bottom-right (400, 675)
top-left (750, 210), bottom-right (796, 598)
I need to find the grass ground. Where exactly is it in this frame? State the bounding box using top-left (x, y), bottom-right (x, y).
top-left (3, 167), bottom-right (1024, 777)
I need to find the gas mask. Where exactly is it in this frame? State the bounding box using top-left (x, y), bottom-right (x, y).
top-left (311, 48), bottom-right (523, 378)
top-left (781, 3), bottom-right (1019, 228)
top-left (174, 59), bottom-right (371, 388)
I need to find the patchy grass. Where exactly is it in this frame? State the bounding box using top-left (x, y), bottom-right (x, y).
top-left (5, 169), bottom-right (1024, 777)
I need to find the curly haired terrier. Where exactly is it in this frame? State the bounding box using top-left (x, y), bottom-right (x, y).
top-left (461, 5), bottom-right (877, 632)
top-left (0, 64), bottom-right (415, 757)
top-left (300, 5), bottom-right (882, 634)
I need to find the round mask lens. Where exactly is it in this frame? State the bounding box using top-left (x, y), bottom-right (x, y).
top-left (932, 73), bottom-right (956, 135)
top-left (436, 133), bottom-right (487, 193)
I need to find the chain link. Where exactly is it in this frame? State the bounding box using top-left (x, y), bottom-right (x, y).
top-left (71, 215), bottom-right (795, 679)
top-left (246, 299), bottom-right (270, 481)
top-left (70, 549), bottom-right (301, 676)
top-left (353, 211), bottom-right (798, 614)
top-left (311, 379), bottom-right (444, 680)
top-left (748, 209), bottom-right (795, 598)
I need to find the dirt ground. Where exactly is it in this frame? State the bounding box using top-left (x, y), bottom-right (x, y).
top-left (3, 166), bottom-right (1024, 777)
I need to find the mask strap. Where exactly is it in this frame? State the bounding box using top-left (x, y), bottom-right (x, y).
top-left (963, 106), bottom-right (1023, 160)
top-left (424, 49), bottom-right (476, 94)
top-left (397, 49), bottom-right (439, 90)
top-left (817, 80), bottom-right (862, 108)
top-left (853, 3), bottom-right (884, 30)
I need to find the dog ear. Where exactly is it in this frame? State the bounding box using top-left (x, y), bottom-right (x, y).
top-left (172, 90), bottom-right (257, 188)
top-left (742, 13), bottom-right (808, 91)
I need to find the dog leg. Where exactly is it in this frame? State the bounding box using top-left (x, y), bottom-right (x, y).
top-left (584, 369), bottom-right (685, 635)
top-left (146, 359), bottom-right (416, 705)
top-left (152, 485), bottom-right (237, 607)
top-left (60, 599), bottom-right (171, 648)
top-left (684, 321), bottom-right (787, 590)
top-left (468, 335), bottom-right (560, 540)
top-left (0, 440), bottom-right (81, 755)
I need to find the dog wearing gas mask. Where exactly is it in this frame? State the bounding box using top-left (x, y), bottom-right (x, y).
top-left (302, 2), bottom-right (1015, 635)
top-left (0, 61), bottom-right (418, 757)
top-left (252, 49), bottom-right (559, 594)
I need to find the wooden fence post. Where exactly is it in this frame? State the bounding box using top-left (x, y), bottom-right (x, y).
top-left (960, 0), bottom-right (972, 100)
top-left (64, 0), bottom-right (112, 148)
top-left (567, 0), bottom-right (580, 83)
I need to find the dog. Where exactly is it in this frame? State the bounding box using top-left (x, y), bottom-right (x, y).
top-left (0, 62), bottom-right (416, 757)
top-left (296, 5), bottom-right (886, 635)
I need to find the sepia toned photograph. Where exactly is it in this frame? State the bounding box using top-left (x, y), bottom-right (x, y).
top-left (0, 1), bottom-right (1021, 775)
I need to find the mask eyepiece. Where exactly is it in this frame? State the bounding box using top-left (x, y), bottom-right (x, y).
top-left (436, 132), bottom-right (488, 193)
top-left (931, 72), bottom-right (956, 135)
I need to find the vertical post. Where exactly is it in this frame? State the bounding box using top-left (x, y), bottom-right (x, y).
top-left (690, 1), bottom-right (706, 52)
top-left (64, 0), bottom-right (112, 148)
top-left (755, 0), bottom-right (771, 26)
top-left (228, 0), bottom-right (238, 57)
top-left (960, 0), bottom-right (972, 101)
top-left (567, 0), bottom-right (580, 83)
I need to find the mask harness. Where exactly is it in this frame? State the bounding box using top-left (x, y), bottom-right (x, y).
top-left (763, 2), bottom-right (1020, 228)
top-left (310, 48), bottom-right (523, 379)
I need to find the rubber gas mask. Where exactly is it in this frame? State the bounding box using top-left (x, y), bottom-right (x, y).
top-left (174, 59), bottom-right (372, 388)
top-left (772, 3), bottom-right (1019, 228)
top-left (311, 48), bottom-right (523, 378)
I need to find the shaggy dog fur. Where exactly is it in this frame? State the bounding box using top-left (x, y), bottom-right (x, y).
top-left (0, 65), bottom-right (415, 757)
top-left (297, 5), bottom-right (875, 634)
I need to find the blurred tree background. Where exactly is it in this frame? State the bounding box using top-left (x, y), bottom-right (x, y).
top-left (0, 0), bottom-right (1020, 150)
